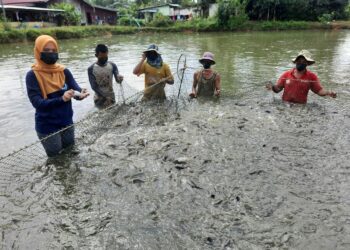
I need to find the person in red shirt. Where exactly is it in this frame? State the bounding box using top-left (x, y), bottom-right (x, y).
top-left (266, 50), bottom-right (336, 104)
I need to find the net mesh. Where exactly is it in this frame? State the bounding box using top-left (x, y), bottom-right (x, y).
top-left (0, 54), bottom-right (193, 194)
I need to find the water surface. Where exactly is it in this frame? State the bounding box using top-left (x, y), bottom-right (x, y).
top-left (1, 30), bottom-right (350, 155)
top-left (1, 30), bottom-right (350, 249)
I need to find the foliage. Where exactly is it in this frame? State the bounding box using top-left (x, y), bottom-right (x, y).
top-left (0, 14), bottom-right (6, 23)
top-left (91, 0), bottom-right (115, 7)
top-left (26, 29), bottom-right (42, 41)
top-left (148, 13), bottom-right (173, 27)
top-left (173, 17), bottom-right (218, 31)
top-left (55, 29), bottom-right (82, 39)
top-left (0, 29), bottom-right (26, 43)
top-left (49, 3), bottom-right (81, 26)
top-left (1, 20), bottom-right (350, 44)
top-left (118, 7), bottom-right (135, 16)
top-left (134, 0), bottom-right (152, 6)
top-left (118, 16), bottom-right (144, 26)
top-left (345, 3), bottom-right (350, 19)
top-left (119, 16), bottom-right (133, 26)
top-left (318, 12), bottom-right (335, 24)
top-left (176, 0), bottom-right (193, 8)
top-left (217, 0), bottom-right (248, 29)
top-left (253, 20), bottom-right (309, 30)
top-left (246, 0), bottom-right (348, 21)
top-left (2, 22), bottom-right (13, 31)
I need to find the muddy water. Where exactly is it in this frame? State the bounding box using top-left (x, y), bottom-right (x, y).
top-left (1, 30), bottom-right (350, 155)
top-left (1, 30), bottom-right (350, 249)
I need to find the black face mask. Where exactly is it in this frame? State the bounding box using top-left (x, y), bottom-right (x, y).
top-left (147, 53), bottom-right (158, 61)
top-left (203, 63), bottom-right (211, 69)
top-left (296, 63), bottom-right (307, 71)
top-left (40, 52), bottom-right (59, 65)
top-left (98, 57), bottom-right (108, 65)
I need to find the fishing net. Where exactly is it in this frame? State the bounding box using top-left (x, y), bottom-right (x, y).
top-left (0, 54), bottom-right (194, 195)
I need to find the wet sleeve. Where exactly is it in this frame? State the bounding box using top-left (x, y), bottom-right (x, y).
top-left (64, 69), bottom-right (81, 92)
top-left (310, 73), bottom-right (323, 94)
top-left (88, 65), bottom-right (104, 97)
top-left (164, 64), bottom-right (174, 80)
top-left (276, 71), bottom-right (288, 88)
top-left (111, 62), bottom-right (120, 82)
top-left (26, 71), bottom-right (65, 111)
top-left (139, 62), bottom-right (146, 75)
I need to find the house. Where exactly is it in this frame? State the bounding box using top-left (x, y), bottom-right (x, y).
top-left (2, 0), bottom-right (117, 25)
top-left (137, 4), bottom-right (186, 22)
top-left (137, 3), bottom-right (218, 22)
top-left (191, 3), bottom-right (218, 18)
top-left (209, 3), bottom-right (218, 17)
top-left (1, 4), bottom-right (64, 28)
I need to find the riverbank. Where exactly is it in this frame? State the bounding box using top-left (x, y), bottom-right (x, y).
top-left (0, 20), bottom-right (350, 44)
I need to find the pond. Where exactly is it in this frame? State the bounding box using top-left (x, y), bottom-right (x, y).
top-left (0, 30), bottom-right (350, 249)
top-left (1, 30), bottom-right (350, 156)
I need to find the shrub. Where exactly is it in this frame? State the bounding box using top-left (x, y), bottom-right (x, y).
top-left (49, 3), bottom-right (81, 26)
top-left (346, 4), bottom-right (350, 19)
top-left (227, 15), bottom-right (249, 30)
top-left (217, 0), bottom-right (248, 29)
top-left (118, 16), bottom-right (133, 26)
top-left (7, 30), bottom-right (26, 41)
top-left (148, 13), bottom-right (173, 27)
top-left (255, 21), bottom-right (309, 31)
top-left (2, 22), bottom-right (12, 31)
top-left (26, 29), bottom-right (41, 41)
top-left (0, 32), bottom-right (9, 43)
top-left (318, 12), bottom-right (335, 24)
top-left (55, 28), bottom-right (81, 39)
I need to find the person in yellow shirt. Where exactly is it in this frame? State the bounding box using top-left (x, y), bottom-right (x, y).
top-left (133, 44), bottom-right (174, 101)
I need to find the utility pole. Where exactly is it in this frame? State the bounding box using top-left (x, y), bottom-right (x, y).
top-left (0, 0), bottom-right (7, 22)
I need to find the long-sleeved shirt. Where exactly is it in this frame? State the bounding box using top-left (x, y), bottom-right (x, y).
top-left (26, 68), bottom-right (82, 134)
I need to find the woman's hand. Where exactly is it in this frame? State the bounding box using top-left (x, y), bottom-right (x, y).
top-left (62, 89), bottom-right (74, 102)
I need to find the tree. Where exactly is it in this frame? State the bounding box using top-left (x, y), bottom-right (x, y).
top-left (50, 3), bottom-right (81, 25)
top-left (346, 2), bottom-right (350, 19)
top-left (246, 0), bottom-right (349, 21)
top-left (217, 0), bottom-right (248, 28)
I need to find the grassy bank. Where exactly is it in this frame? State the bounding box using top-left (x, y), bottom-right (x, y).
top-left (0, 21), bottom-right (349, 44)
top-left (0, 25), bottom-right (139, 44)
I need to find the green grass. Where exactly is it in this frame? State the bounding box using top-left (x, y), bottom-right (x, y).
top-left (0, 25), bottom-right (140, 43)
top-left (0, 21), bottom-right (349, 44)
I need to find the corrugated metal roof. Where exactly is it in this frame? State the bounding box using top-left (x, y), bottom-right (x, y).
top-left (138, 3), bottom-right (181, 11)
top-left (2, 4), bottom-right (64, 11)
top-left (3, 0), bottom-right (48, 4)
top-left (2, 0), bottom-right (117, 13)
top-left (139, 8), bottom-right (157, 13)
top-left (81, 0), bottom-right (117, 12)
